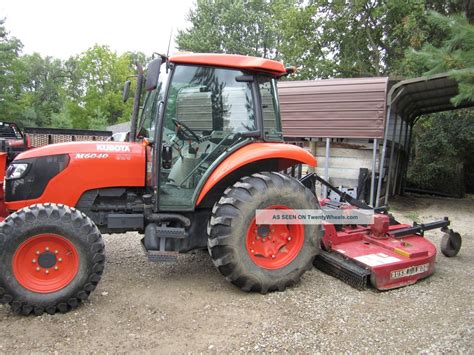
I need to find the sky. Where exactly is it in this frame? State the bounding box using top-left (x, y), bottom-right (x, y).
top-left (0, 0), bottom-right (195, 59)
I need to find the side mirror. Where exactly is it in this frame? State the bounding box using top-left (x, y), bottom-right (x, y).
top-left (122, 80), bottom-right (131, 102)
top-left (162, 144), bottom-right (173, 169)
top-left (145, 58), bottom-right (162, 91)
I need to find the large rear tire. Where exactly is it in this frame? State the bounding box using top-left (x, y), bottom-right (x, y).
top-left (208, 172), bottom-right (321, 293)
top-left (0, 203), bottom-right (105, 315)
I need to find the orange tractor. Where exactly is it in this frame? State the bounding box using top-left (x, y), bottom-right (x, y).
top-left (0, 54), bottom-right (321, 315)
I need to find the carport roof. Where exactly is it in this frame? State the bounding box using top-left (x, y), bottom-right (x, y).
top-left (388, 72), bottom-right (474, 123)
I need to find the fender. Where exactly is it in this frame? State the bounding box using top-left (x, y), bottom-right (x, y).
top-left (196, 142), bottom-right (317, 206)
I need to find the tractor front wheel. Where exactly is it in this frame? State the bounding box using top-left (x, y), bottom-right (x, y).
top-left (208, 172), bottom-right (321, 293)
top-left (0, 203), bottom-right (105, 315)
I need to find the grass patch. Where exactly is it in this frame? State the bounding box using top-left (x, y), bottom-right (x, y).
top-left (404, 211), bottom-right (420, 222)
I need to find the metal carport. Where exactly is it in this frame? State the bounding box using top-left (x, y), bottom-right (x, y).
top-left (376, 73), bottom-right (474, 206)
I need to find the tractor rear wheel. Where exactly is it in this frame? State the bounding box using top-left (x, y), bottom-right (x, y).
top-left (208, 172), bottom-right (321, 293)
top-left (0, 203), bottom-right (105, 315)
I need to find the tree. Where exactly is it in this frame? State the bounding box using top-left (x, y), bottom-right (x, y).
top-left (51, 104), bottom-right (73, 129)
top-left (407, 109), bottom-right (474, 196)
top-left (177, 0), bottom-right (465, 80)
top-left (403, 9), bottom-right (474, 194)
top-left (0, 18), bottom-right (25, 122)
top-left (18, 53), bottom-right (68, 127)
top-left (88, 107), bottom-right (108, 130)
top-left (282, 0), bottom-right (464, 78)
top-left (177, 0), bottom-right (294, 59)
top-left (405, 11), bottom-right (474, 105)
top-left (65, 45), bottom-right (140, 129)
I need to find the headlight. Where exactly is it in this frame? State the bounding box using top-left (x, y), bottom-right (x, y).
top-left (6, 163), bottom-right (30, 180)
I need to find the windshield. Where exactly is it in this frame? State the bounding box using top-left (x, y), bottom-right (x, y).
top-left (137, 64), bottom-right (169, 140)
top-left (163, 65), bottom-right (256, 136)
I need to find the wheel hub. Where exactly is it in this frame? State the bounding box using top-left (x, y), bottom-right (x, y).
top-left (38, 251), bottom-right (57, 269)
top-left (246, 205), bottom-right (304, 269)
top-left (13, 234), bottom-right (79, 293)
top-left (257, 225), bottom-right (270, 238)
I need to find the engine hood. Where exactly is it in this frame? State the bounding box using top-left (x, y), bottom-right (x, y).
top-left (15, 141), bottom-right (142, 160)
top-left (6, 141), bottom-right (147, 210)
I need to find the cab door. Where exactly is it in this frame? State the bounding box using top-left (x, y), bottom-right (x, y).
top-left (158, 65), bottom-right (257, 211)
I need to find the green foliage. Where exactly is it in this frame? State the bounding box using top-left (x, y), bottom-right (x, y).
top-left (405, 12), bottom-right (474, 105)
top-left (176, 0), bottom-right (465, 79)
top-left (407, 110), bottom-right (474, 196)
top-left (177, 0), bottom-right (293, 58)
top-left (65, 45), bottom-right (137, 129)
top-left (0, 19), bottom-right (145, 130)
top-left (0, 18), bottom-right (25, 122)
top-left (403, 10), bottom-right (474, 195)
top-left (18, 53), bottom-right (67, 127)
top-left (51, 104), bottom-right (73, 129)
top-left (87, 107), bottom-right (108, 130)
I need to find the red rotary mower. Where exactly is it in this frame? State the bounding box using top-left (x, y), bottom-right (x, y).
top-left (305, 175), bottom-right (462, 290)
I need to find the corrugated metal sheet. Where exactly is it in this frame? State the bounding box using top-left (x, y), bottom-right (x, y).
top-left (278, 77), bottom-right (389, 139)
top-left (388, 73), bottom-right (473, 122)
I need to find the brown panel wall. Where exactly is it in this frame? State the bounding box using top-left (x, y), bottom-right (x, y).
top-left (278, 77), bottom-right (389, 139)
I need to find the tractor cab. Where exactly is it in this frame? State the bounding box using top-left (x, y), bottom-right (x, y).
top-left (133, 54), bottom-right (286, 211)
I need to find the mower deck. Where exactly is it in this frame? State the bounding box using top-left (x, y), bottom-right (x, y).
top-left (308, 182), bottom-right (461, 291)
top-left (318, 221), bottom-right (437, 290)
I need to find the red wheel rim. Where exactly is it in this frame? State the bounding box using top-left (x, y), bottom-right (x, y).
top-left (246, 205), bottom-right (304, 269)
top-left (12, 234), bottom-right (79, 293)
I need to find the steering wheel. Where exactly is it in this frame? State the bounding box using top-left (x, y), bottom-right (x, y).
top-left (171, 118), bottom-right (200, 141)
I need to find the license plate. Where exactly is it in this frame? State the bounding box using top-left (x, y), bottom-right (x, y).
top-left (390, 264), bottom-right (429, 279)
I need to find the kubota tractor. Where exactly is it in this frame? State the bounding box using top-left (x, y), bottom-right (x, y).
top-left (0, 54), bottom-right (322, 315)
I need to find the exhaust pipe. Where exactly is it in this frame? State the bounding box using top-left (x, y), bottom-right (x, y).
top-left (129, 63), bottom-right (144, 142)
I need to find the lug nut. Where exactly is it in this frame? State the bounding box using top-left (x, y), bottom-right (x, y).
top-left (54, 266), bottom-right (59, 271)
top-left (45, 247), bottom-right (50, 251)
top-left (36, 250), bottom-right (40, 255)
top-left (32, 259), bottom-right (36, 263)
top-left (262, 238), bottom-right (266, 242)
top-left (251, 249), bottom-right (255, 254)
top-left (45, 270), bottom-right (49, 274)
top-left (272, 255), bottom-right (276, 259)
top-left (54, 250), bottom-right (59, 254)
top-left (36, 267), bottom-right (40, 272)
top-left (287, 237), bottom-right (292, 241)
top-left (58, 258), bottom-right (63, 262)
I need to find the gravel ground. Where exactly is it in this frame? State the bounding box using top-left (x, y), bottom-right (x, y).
top-left (0, 194), bottom-right (473, 353)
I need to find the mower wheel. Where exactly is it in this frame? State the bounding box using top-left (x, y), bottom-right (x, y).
top-left (0, 203), bottom-right (105, 316)
top-left (208, 172), bottom-right (321, 293)
top-left (440, 231), bottom-right (462, 257)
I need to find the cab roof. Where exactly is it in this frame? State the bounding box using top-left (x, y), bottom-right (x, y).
top-left (169, 53), bottom-right (287, 76)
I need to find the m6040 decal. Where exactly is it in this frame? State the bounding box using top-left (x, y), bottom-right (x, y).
top-left (75, 153), bottom-right (109, 159)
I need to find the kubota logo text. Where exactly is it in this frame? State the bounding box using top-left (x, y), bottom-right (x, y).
top-left (96, 144), bottom-right (131, 152)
